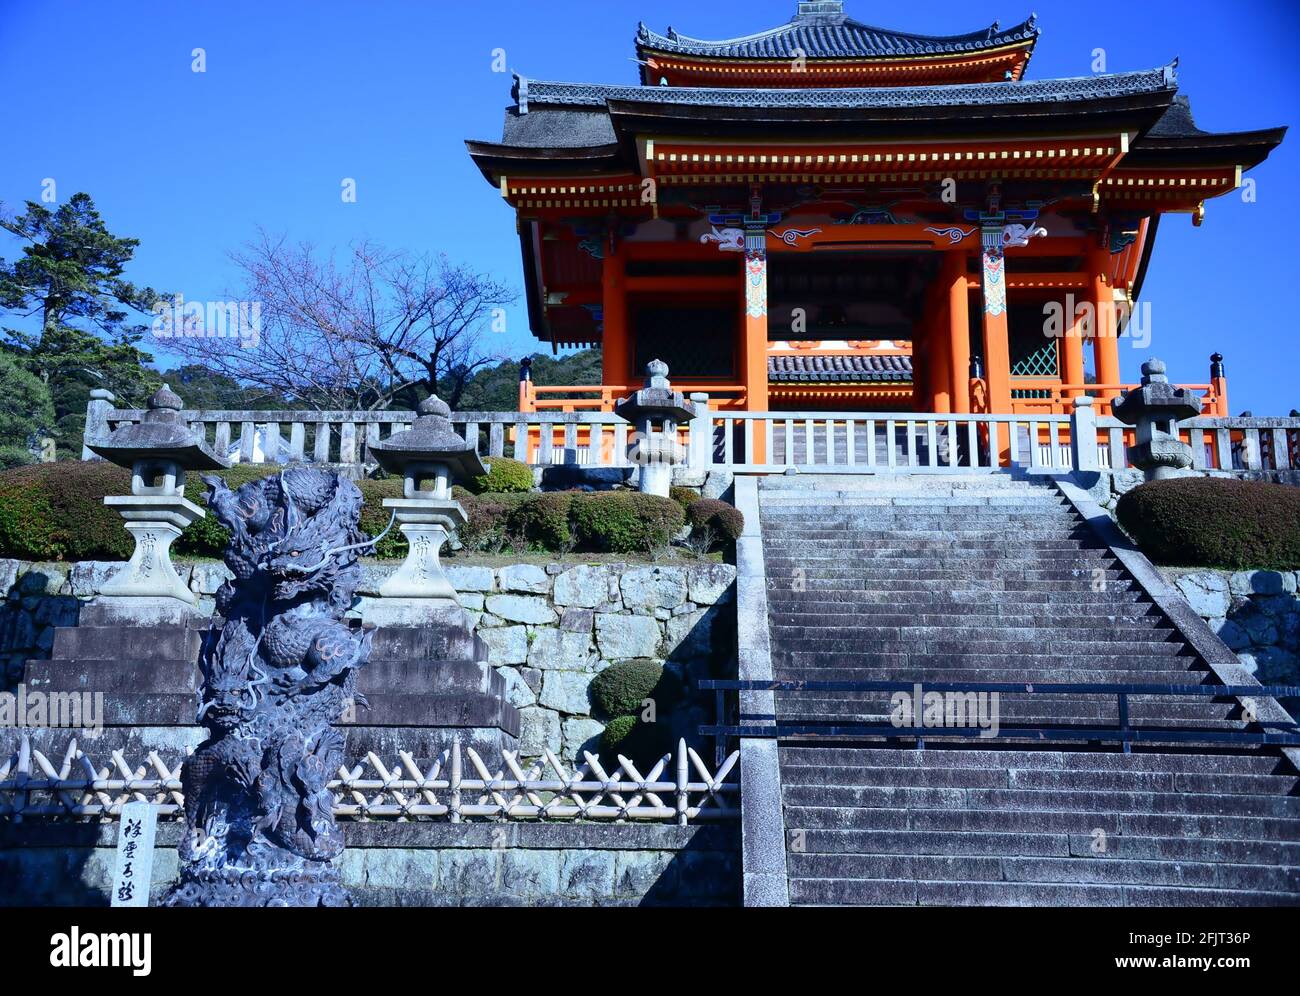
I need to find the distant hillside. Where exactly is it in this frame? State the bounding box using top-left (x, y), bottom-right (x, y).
top-left (451, 350), bottom-right (602, 412)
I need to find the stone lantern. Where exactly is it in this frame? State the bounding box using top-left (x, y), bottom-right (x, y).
top-left (86, 384), bottom-right (229, 623)
top-left (364, 393), bottom-right (485, 625)
top-left (1111, 357), bottom-right (1203, 480)
top-left (614, 359), bottom-right (697, 497)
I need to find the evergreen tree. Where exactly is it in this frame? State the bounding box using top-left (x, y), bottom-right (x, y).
top-left (0, 192), bottom-right (165, 454)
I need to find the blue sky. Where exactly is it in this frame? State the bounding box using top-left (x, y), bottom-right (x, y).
top-left (1, 0), bottom-right (1296, 413)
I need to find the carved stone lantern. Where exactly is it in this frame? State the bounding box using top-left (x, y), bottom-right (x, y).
top-left (1111, 357), bottom-right (1203, 480)
top-left (365, 394), bottom-right (485, 625)
top-left (86, 384), bottom-right (229, 623)
top-left (614, 359), bottom-right (697, 497)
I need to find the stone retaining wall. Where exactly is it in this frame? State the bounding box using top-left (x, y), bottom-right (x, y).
top-left (1166, 568), bottom-right (1300, 689)
top-left (0, 822), bottom-right (740, 907)
top-left (0, 558), bottom-right (738, 763)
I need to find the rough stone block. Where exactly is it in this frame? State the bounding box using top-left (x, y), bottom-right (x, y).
top-left (687, 564), bottom-right (736, 605)
top-left (439, 849), bottom-right (498, 895)
top-left (560, 849), bottom-right (616, 899)
top-left (562, 717), bottom-right (604, 758)
top-left (498, 564), bottom-right (551, 594)
top-left (560, 607), bottom-right (594, 633)
top-left (485, 594), bottom-right (557, 625)
top-left (1174, 572), bottom-right (1229, 618)
top-left (1230, 570), bottom-right (1294, 597)
top-left (518, 706), bottom-right (561, 756)
top-left (553, 565), bottom-right (611, 608)
top-left (621, 567), bottom-right (688, 612)
top-left (527, 629), bottom-right (593, 671)
top-left (478, 625), bottom-right (528, 665)
top-left (595, 613), bottom-right (662, 660)
top-left (500, 850), bottom-right (561, 898)
top-left (496, 666), bottom-right (537, 708)
top-left (614, 850), bottom-right (677, 898)
top-left (540, 670), bottom-right (592, 715)
top-left (446, 565), bottom-right (495, 593)
top-left (68, 561), bottom-right (120, 598)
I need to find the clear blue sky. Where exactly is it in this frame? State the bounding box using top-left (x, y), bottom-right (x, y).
top-left (1, 0), bottom-right (1296, 413)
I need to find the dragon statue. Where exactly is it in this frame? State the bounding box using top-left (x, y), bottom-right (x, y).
top-left (164, 468), bottom-right (375, 907)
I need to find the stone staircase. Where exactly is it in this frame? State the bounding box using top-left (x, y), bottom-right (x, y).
top-left (755, 473), bottom-right (1300, 906)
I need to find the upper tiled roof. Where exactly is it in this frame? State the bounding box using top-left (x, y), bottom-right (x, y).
top-left (769, 353), bottom-right (913, 383)
top-left (514, 65), bottom-right (1178, 114)
top-left (636, 3), bottom-right (1039, 60)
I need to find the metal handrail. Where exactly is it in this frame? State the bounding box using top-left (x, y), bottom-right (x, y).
top-left (698, 679), bottom-right (1300, 755)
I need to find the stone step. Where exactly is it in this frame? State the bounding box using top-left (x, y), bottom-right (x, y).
top-left (770, 606), bottom-right (1161, 624)
top-left (786, 853), bottom-right (1300, 892)
top-left (777, 747), bottom-right (1292, 775)
top-left (767, 590), bottom-right (1150, 606)
top-left (771, 654), bottom-right (1200, 673)
top-left (770, 623), bottom-right (1175, 641)
top-left (777, 764), bottom-right (1300, 796)
top-left (772, 699), bottom-right (1237, 724)
top-left (791, 828), bottom-right (1300, 865)
top-left (769, 644), bottom-right (1190, 660)
top-left (783, 804), bottom-right (1300, 840)
top-left (769, 603), bottom-right (1159, 618)
top-left (770, 668), bottom-right (1212, 684)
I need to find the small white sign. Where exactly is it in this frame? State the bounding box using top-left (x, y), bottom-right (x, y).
top-left (111, 802), bottom-right (158, 908)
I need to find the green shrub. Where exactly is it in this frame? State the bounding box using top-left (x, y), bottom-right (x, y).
top-left (686, 498), bottom-right (745, 542)
top-left (570, 491), bottom-right (685, 553)
top-left (0, 446), bottom-right (36, 470)
top-left (600, 714), bottom-right (674, 767)
top-left (670, 485), bottom-right (701, 510)
top-left (0, 461), bottom-right (132, 561)
top-left (465, 456), bottom-right (534, 495)
top-left (458, 491), bottom-right (530, 551)
top-left (356, 477), bottom-right (406, 559)
top-left (507, 491), bottom-right (574, 550)
top-left (589, 659), bottom-right (683, 719)
top-left (1116, 476), bottom-right (1300, 570)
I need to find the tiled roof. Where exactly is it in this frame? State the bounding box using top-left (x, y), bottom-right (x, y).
top-left (636, 4), bottom-right (1039, 60)
top-left (768, 353), bottom-right (913, 383)
top-left (514, 65), bottom-right (1177, 114)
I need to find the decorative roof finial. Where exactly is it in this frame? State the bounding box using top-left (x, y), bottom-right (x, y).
top-left (150, 383), bottom-right (183, 411)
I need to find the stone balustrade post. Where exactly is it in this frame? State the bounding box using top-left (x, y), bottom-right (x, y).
top-left (81, 388), bottom-right (117, 460)
top-left (1069, 395), bottom-right (1099, 472)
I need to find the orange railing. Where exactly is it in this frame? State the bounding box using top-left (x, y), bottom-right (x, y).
top-left (519, 379), bottom-right (748, 413)
top-left (1009, 381), bottom-right (1227, 417)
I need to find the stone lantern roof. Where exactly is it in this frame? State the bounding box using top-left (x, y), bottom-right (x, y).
top-left (367, 394), bottom-right (487, 481)
top-left (1112, 358), bottom-right (1203, 424)
top-left (614, 359), bottom-right (697, 424)
top-left (87, 384), bottom-right (229, 470)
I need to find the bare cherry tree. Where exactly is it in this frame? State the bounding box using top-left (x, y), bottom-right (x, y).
top-left (166, 232), bottom-right (514, 410)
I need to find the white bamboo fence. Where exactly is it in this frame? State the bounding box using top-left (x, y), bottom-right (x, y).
top-left (0, 735), bottom-right (739, 825)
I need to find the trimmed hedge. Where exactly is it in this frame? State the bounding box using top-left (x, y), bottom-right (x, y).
top-left (0, 463), bottom-right (691, 560)
top-left (594, 658), bottom-right (683, 767)
top-left (465, 456), bottom-right (533, 495)
top-left (0, 461), bottom-right (133, 561)
top-left (589, 659), bottom-right (682, 719)
top-left (570, 491), bottom-right (685, 553)
top-left (686, 498), bottom-right (745, 543)
top-left (1116, 476), bottom-right (1300, 570)
top-left (670, 485), bottom-right (701, 510)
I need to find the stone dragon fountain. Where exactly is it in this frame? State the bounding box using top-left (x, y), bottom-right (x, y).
top-left (165, 467), bottom-right (377, 906)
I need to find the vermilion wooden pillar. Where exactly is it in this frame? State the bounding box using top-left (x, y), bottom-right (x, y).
top-left (945, 251), bottom-right (971, 414)
top-left (930, 295), bottom-right (952, 414)
top-left (1089, 245), bottom-right (1121, 399)
top-left (601, 249), bottom-right (628, 389)
top-left (1062, 293), bottom-right (1087, 399)
top-left (742, 228), bottom-right (768, 462)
